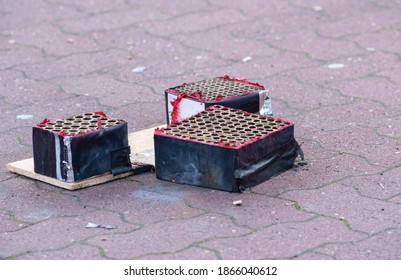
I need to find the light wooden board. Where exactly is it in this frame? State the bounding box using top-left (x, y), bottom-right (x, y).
top-left (6, 125), bottom-right (163, 191)
top-left (129, 125), bottom-right (164, 166)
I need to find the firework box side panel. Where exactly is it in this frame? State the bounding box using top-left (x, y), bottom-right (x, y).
top-left (154, 134), bottom-right (240, 192)
top-left (32, 126), bottom-right (58, 178)
top-left (33, 122), bottom-right (132, 182)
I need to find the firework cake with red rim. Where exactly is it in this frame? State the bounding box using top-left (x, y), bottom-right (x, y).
top-left (165, 75), bottom-right (272, 124)
top-left (155, 105), bottom-right (302, 192)
top-left (32, 112), bottom-right (132, 182)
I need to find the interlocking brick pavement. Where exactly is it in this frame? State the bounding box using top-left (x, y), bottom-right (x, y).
top-left (0, 0), bottom-right (400, 260)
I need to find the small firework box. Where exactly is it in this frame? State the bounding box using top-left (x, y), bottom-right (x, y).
top-left (154, 106), bottom-right (302, 192)
top-left (165, 75), bottom-right (272, 124)
top-left (32, 112), bottom-right (132, 182)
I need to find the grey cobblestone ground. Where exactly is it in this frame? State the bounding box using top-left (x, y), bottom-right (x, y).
top-left (0, 0), bottom-right (400, 260)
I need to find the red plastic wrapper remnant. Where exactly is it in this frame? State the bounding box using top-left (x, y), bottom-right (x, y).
top-left (170, 94), bottom-right (184, 124)
top-left (222, 74), bottom-right (265, 89)
top-left (94, 111), bottom-right (107, 117)
top-left (36, 118), bottom-right (51, 127)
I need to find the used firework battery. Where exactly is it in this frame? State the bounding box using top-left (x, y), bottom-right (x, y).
top-left (32, 112), bottom-right (133, 182)
top-left (165, 75), bottom-right (272, 124)
top-left (154, 106), bottom-right (303, 192)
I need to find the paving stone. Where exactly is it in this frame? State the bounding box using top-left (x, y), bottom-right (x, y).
top-left (376, 68), bottom-right (401, 85)
top-left (341, 167), bottom-right (401, 200)
top-left (315, 228), bottom-right (401, 259)
top-left (176, 28), bottom-right (278, 59)
top-left (314, 9), bottom-right (400, 38)
top-left (350, 29), bottom-right (401, 55)
top-left (75, 179), bottom-right (202, 226)
top-left (0, 70), bottom-right (73, 106)
top-left (0, 209), bottom-right (26, 233)
top-left (313, 126), bottom-right (400, 167)
top-left (291, 0), bottom-right (379, 15)
top-left (17, 243), bottom-right (105, 260)
top-left (14, 48), bottom-right (129, 81)
top-left (292, 251), bottom-right (334, 260)
top-left (292, 99), bottom-right (397, 133)
top-left (203, 216), bottom-right (364, 259)
top-left (57, 6), bottom-right (168, 35)
top-left (389, 195), bottom-right (401, 204)
top-left (140, 247), bottom-right (219, 260)
top-left (0, 210), bottom-right (139, 259)
top-left (325, 76), bottom-right (401, 109)
top-left (281, 184), bottom-right (401, 234)
top-left (169, 187), bottom-right (315, 229)
top-left (0, 0), bottom-right (80, 30)
top-left (142, 9), bottom-right (245, 37)
top-left (60, 75), bottom-right (161, 108)
top-left (10, 25), bottom-right (103, 58)
top-left (253, 153), bottom-right (383, 197)
top-left (226, 4), bottom-right (330, 38)
top-left (110, 101), bottom-right (165, 129)
top-left (267, 75), bottom-right (355, 113)
top-left (53, 0), bottom-right (131, 15)
top-left (222, 52), bottom-right (319, 80)
top-left (372, 114), bottom-right (401, 139)
top-left (86, 214), bottom-right (251, 259)
top-left (0, 178), bottom-right (92, 223)
top-left (0, 128), bottom-right (31, 160)
top-left (209, 0), bottom-right (297, 18)
top-left (271, 29), bottom-right (364, 61)
top-left (0, 45), bottom-right (45, 70)
top-left (285, 52), bottom-right (400, 85)
top-left (135, 0), bottom-right (213, 17)
top-left (93, 26), bottom-right (172, 58)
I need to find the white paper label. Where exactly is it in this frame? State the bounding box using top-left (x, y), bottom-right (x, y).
top-left (167, 93), bottom-right (205, 124)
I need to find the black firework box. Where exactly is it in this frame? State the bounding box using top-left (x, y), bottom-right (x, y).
top-left (154, 105), bottom-right (303, 192)
top-left (165, 75), bottom-right (272, 124)
top-left (32, 112), bottom-right (133, 182)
